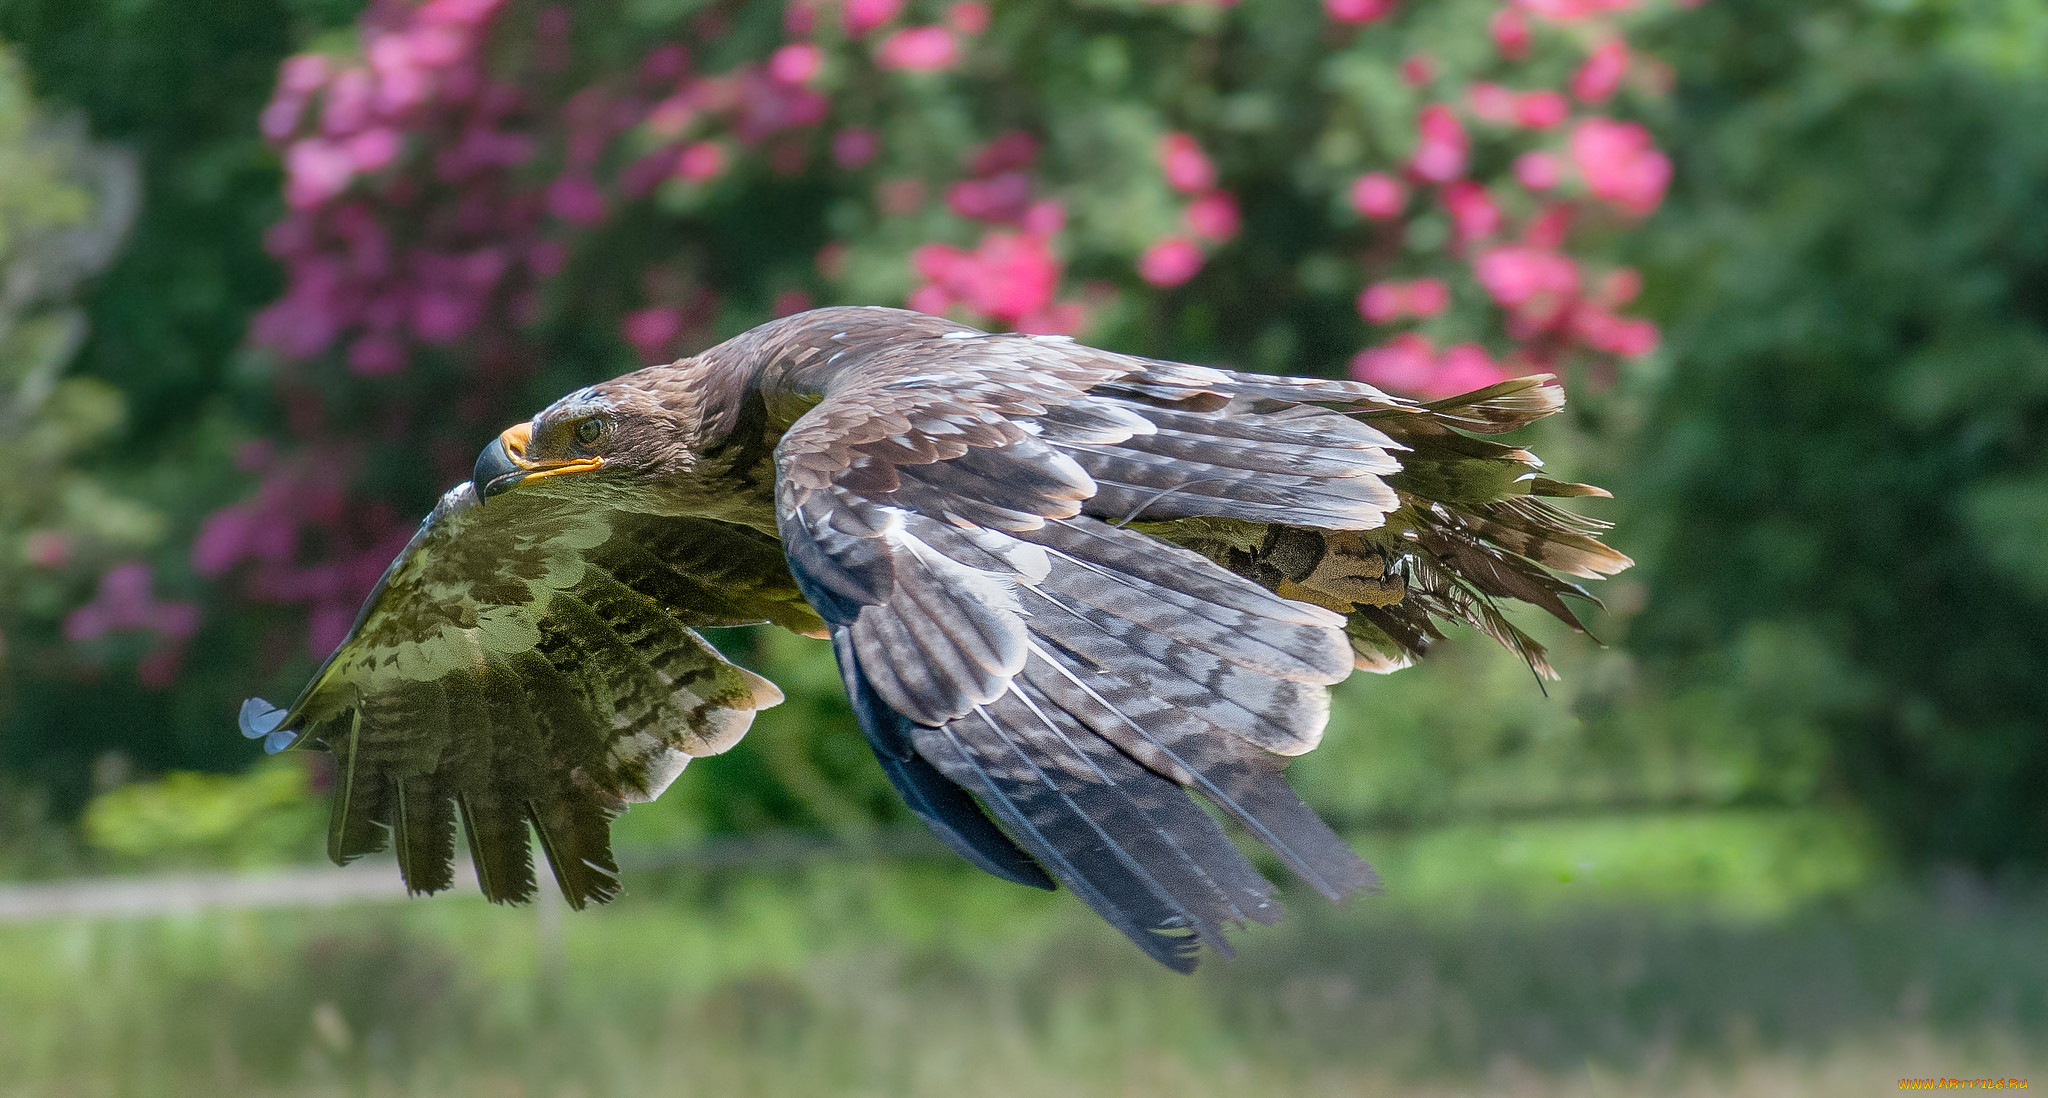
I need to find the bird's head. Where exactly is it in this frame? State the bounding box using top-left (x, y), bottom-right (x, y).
top-left (471, 372), bottom-right (708, 503)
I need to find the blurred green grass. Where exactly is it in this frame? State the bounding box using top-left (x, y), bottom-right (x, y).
top-left (3, 830), bottom-right (2044, 1098)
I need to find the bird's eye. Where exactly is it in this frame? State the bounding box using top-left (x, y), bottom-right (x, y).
top-left (573, 417), bottom-right (605, 448)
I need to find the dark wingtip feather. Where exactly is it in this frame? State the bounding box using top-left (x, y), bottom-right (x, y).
top-left (458, 791), bottom-right (538, 904)
top-left (391, 778), bottom-right (458, 895)
top-left (526, 796), bottom-right (622, 910)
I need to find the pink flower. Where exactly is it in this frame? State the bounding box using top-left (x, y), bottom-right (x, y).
top-left (875, 26), bottom-right (959, 71)
top-left (261, 94), bottom-right (307, 143)
top-left (1474, 244), bottom-right (1580, 331)
top-left (1400, 54), bottom-right (1436, 88)
top-left (1353, 336), bottom-right (1509, 399)
top-left (546, 173), bottom-right (607, 223)
top-left (1490, 9), bottom-right (1531, 59)
top-left (1359, 279), bottom-right (1449, 323)
top-left (347, 127), bottom-right (403, 173)
top-left (1515, 0), bottom-right (1641, 20)
top-left (1515, 90), bottom-right (1570, 129)
top-left (1350, 333), bottom-right (1435, 391)
top-left (676, 141), bottom-right (727, 182)
top-left (767, 43), bottom-right (824, 85)
top-left (1185, 192), bottom-right (1241, 242)
top-left (948, 0), bottom-right (990, 35)
top-left (411, 287), bottom-right (479, 344)
top-left (912, 232), bottom-right (1063, 323)
top-left (1324, 0), bottom-right (1396, 23)
top-left (1410, 104), bottom-right (1468, 182)
top-left (623, 307), bottom-right (684, 361)
top-left (1571, 302), bottom-right (1658, 355)
top-left (1407, 277), bottom-right (1450, 316)
top-left (1350, 172), bottom-right (1407, 220)
top-left (347, 332), bottom-right (408, 376)
top-left (845, 0), bottom-right (905, 37)
top-left (774, 290), bottom-right (815, 317)
top-left (639, 44), bottom-right (691, 83)
top-left (1442, 181), bottom-right (1501, 243)
top-left (1469, 83), bottom-right (1518, 124)
top-left (1015, 301), bottom-right (1083, 335)
top-left (1514, 150), bottom-right (1562, 190)
top-left (970, 131), bottom-right (1039, 175)
top-left (1158, 133), bottom-right (1217, 194)
top-left (965, 234), bottom-right (1060, 321)
top-left (1358, 281), bottom-right (1406, 323)
top-left (1524, 202), bottom-right (1573, 248)
top-left (1570, 118), bottom-right (1670, 215)
top-left (947, 171), bottom-right (1033, 222)
top-left (192, 508), bottom-right (252, 576)
top-left (279, 54), bottom-right (331, 96)
top-left (1474, 245), bottom-right (1580, 308)
top-left (321, 69), bottom-right (375, 136)
top-left (907, 283), bottom-right (954, 315)
top-left (284, 139), bottom-right (356, 208)
top-left (1571, 40), bottom-right (1629, 104)
top-left (1431, 343), bottom-right (1511, 395)
top-left (1138, 237), bottom-right (1203, 288)
top-left (833, 127), bottom-right (880, 169)
top-left (64, 563), bottom-right (200, 651)
top-left (1021, 199), bottom-right (1066, 237)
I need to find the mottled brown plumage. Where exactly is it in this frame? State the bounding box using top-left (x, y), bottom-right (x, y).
top-left (242, 306), bottom-right (1628, 970)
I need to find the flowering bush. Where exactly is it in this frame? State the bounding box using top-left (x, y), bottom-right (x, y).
top-left (203, 0), bottom-right (1686, 663)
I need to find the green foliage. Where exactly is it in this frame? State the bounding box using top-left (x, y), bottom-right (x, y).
top-left (1628, 0), bottom-right (2048, 868)
top-left (81, 756), bottom-right (327, 869)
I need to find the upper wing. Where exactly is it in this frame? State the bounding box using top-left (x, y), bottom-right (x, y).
top-left (239, 483), bottom-right (797, 908)
top-left (772, 329), bottom-right (1387, 971)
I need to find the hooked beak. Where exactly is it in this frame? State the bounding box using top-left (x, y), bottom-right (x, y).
top-left (473, 421), bottom-right (604, 500)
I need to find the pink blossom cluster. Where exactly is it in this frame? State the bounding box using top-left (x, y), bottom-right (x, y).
top-left (1140, 133), bottom-right (1241, 288)
top-left (62, 562), bottom-right (201, 687)
top-left (1339, 2), bottom-right (1669, 395)
top-left (911, 232), bottom-right (1080, 333)
top-left (253, 0), bottom-right (550, 377)
top-left (1351, 335), bottom-right (1515, 399)
top-left (190, 450), bottom-right (416, 658)
top-left (910, 131), bottom-right (1086, 332)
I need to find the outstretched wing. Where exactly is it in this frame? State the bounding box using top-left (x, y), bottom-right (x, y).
top-left (772, 326), bottom-right (1387, 971)
top-left (240, 483), bottom-right (793, 908)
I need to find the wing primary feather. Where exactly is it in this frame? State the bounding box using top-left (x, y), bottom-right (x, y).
top-left (917, 712), bottom-right (1202, 973)
top-left (327, 709), bottom-right (391, 865)
top-left (525, 795), bottom-right (622, 910)
top-left (832, 629), bottom-right (1053, 889)
top-left (457, 790), bottom-right (538, 904)
top-left (392, 775), bottom-right (457, 895)
top-left (1019, 639), bottom-right (1377, 903)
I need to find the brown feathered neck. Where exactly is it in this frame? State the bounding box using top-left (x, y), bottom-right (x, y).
top-left (666, 305), bottom-right (982, 466)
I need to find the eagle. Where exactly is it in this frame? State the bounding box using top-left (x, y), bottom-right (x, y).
top-left (239, 306), bottom-right (1628, 971)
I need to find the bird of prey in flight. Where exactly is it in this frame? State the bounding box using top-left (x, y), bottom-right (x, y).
top-left (240, 306), bottom-right (1628, 971)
